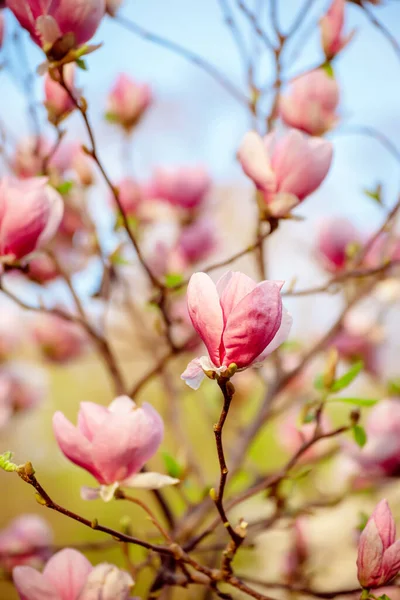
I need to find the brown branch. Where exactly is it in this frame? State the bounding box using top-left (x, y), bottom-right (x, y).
top-left (113, 15), bottom-right (250, 108)
top-left (237, 578), bottom-right (361, 599)
top-left (115, 490), bottom-right (172, 542)
top-left (361, 3), bottom-right (400, 67)
top-left (236, 1), bottom-right (276, 52)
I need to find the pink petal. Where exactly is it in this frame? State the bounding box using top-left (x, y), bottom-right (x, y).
top-left (187, 272), bottom-right (224, 366)
top-left (43, 549), bottom-right (92, 600)
top-left (357, 519), bottom-right (384, 586)
top-left (53, 412), bottom-right (103, 483)
top-left (108, 396), bottom-right (136, 414)
top-left (237, 131), bottom-right (277, 193)
top-left (382, 540), bottom-right (400, 583)
top-left (253, 305), bottom-right (292, 363)
top-left (122, 472), bottom-right (179, 489)
top-left (91, 403), bottom-right (163, 484)
top-left (49, 0), bottom-right (105, 45)
top-left (13, 566), bottom-right (60, 600)
top-left (181, 357), bottom-right (206, 390)
top-left (373, 499), bottom-right (396, 550)
top-left (222, 281), bottom-right (283, 368)
top-left (77, 402), bottom-right (108, 441)
top-left (218, 271), bottom-right (257, 321)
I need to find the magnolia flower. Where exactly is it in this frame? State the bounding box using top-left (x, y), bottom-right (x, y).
top-left (279, 406), bottom-right (334, 462)
top-left (316, 217), bottom-right (361, 272)
top-left (53, 396), bottom-right (178, 501)
top-left (31, 313), bottom-right (88, 363)
top-left (0, 515), bottom-right (52, 572)
top-left (319, 0), bottom-right (354, 60)
top-left (106, 74), bottom-right (152, 130)
top-left (364, 233), bottom-right (400, 269)
top-left (6, 0), bottom-right (105, 50)
top-left (44, 64), bottom-right (77, 125)
top-left (114, 177), bottom-right (143, 217)
top-left (12, 136), bottom-right (72, 178)
top-left (177, 217), bottom-right (217, 265)
top-left (0, 10), bottom-right (5, 48)
top-left (238, 130), bottom-right (333, 217)
top-left (357, 499), bottom-right (400, 588)
top-left (13, 548), bottom-right (134, 600)
top-left (0, 177), bottom-right (63, 261)
top-left (280, 69), bottom-right (340, 136)
top-left (147, 166), bottom-right (211, 210)
top-left (181, 271), bottom-right (292, 390)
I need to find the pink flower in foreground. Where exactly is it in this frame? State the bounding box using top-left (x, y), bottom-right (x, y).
top-left (6, 0), bottom-right (105, 50)
top-left (181, 271), bottom-right (292, 390)
top-left (31, 313), bottom-right (88, 363)
top-left (107, 74), bottom-right (152, 131)
top-left (280, 69), bottom-right (340, 136)
top-left (53, 396), bottom-right (177, 501)
top-left (238, 130), bottom-right (333, 217)
top-left (13, 548), bottom-right (134, 600)
top-left (0, 515), bottom-right (52, 572)
top-left (0, 177), bottom-right (63, 260)
top-left (357, 499), bottom-right (400, 588)
top-left (44, 64), bottom-right (77, 125)
top-left (316, 217), bottom-right (361, 273)
top-left (320, 0), bottom-right (354, 60)
top-left (148, 166), bottom-right (211, 211)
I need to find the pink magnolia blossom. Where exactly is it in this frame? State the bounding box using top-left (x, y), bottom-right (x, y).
top-left (44, 64), bottom-right (77, 125)
top-left (364, 233), bottom-right (400, 269)
top-left (53, 396), bottom-right (177, 501)
top-left (0, 361), bottom-right (47, 421)
top-left (147, 166), bottom-right (211, 211)
top-left (6, 0), bottom-right (105, 50)
top-left (357, 499), bottom-right (400, 588)
top-left (238, 130), bottom-right (333, 217)
top-left (13, 548), bottom-right (134, 600)
top-left (114, 177), bottom-right (143, 217)
top-left (319, 0), bottom-right (354, 60)
top-left (71, 147), bottom-right (94, 187)
top-left (316, 217), bottom-right (361, 272)
top-left (107, 74), bottom-right (152, 130)
top-left (177, 217), bottom-right (217, 265)
top-left (31, 313), bottom-right (88, 363)
top-left (331, 312), bottom-right (382, 375)
top-left (279, 406), bottom-right (334, 462)
top-left (0, 177), bottom-right (63, 260)
top-left (280, 69), bottom-right (340, 136)
top-left (181, 271), bottom-right (292, 389)
top-left (0, 515), bottom-right (52, 572)
top-left (12, 136), bottom-right (73, 179)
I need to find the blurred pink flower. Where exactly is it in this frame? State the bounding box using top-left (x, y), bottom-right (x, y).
top-left (364, 233), bottom-right (400, 269)
top-left (279, 406), bottom-right (334, 462)
top-left (177, 217), bottom-right (217, 265)
top-left (147, 166), bottom-right (211, 211)
top-left (0, 177), bottom-right (63, 260)
top-left (357, 499), bottom-right (400, 588)
top-left (107, 74), bottom-right (152, 130)
top-left (0, 515), bottom-right (52, 572)
top-left (53, 396), bottom-right (177, 500)
top-left (114, 177), bottom-right (143, 217)
top-left (282, 519), bottom-right (309, 584)
top-left (7, 0), bottom-right (105, 50)
top-left (238, 130), bottom-right (333, 217)
top-left (0, 10), bottom-right (5, 48)
top-left (12, 136), bottom-right (73, 179)
top-left (31, 313), bottom-right (88, 363)
top-left (0, 361), bottom-right (48, 417)
top-left (71, 147), bottom-right (94, 187)
top-left (181, 271), bottom-right (292, 389)
top-left (280, 69), bottom-right (339, 136)
top-left (0, 306), bottom-right (24, 361)
top-left (320, 0), bottom-right (354, 60)
top-left (316, 217), bottom-right (361, 272)
top-left (331, 312), bottom-right (382, 375)
top-left (44, 64), bottom-right (77, 125)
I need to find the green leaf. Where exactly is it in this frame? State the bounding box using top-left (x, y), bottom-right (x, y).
top-left (364, 183), bottom-right (383, 206)
top-left (105, 111), bottom-right (119, 124)
top-left (331, 360), bottom-right (364, 392)
top-left (353, 425), bottom-right (367, 448)
top-left (377, 594), bottom-right (391, 600)
top-left (164, 273), bottom-right (184, 289)
top-left (329, 397), bottom-right (378, 407)
top-left (76, 58), bottom-right (88, 70)
top-left (356, 511), bottom-right (369, 533)
top-left (109, 251), bottom-right (130, 266)
top-left (387, 379), bottom-right (400, 396)
top-left (313, 373), bottom-right (325, 391)
top-left (162, 452), bottom-right (184, 479)
top-left (322, 61), bottom-right (334, 78)
top-left (302, 412), bottom-right (315, 424)
top-left (56, 180), bottom-right (73, 196)
top-left (0, 451), bottom-right (17, 472)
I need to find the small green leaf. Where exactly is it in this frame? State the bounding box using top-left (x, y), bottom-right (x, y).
top-left (76, 58), bottom-right (88, 70)
top-left (364, 183), bottom-right (383, 206)
top-left (357, 511), bottom-right (369, 533)
top-left (331, 360), bottom-right (364, 392)
top-left (162, 452), bottom-right (184, 479)
top-left (0, 451), bottom-right (17, 472)
top-left (56, 180), bottom-right (73, 195)
top-left (353, 425), bottom-right (367, 448)
top-left (105, 111), bottom-right (119, 123)
top-left (164, 273), bottom-right (183, 289)
top-left (109, 250), bottom-right (130, 266)
top-left (313, 373), bottom-right (325, 391)
top-left (322, 61), bottom-right (334, 78)
top-left (387, 379), bottom-right (400, 396)
top-left (377, 594), bottom-right (391, 600)
top-left (303, 412), bottom-right (315, 424)
top-left (329, 397), bottom-right (378, 407)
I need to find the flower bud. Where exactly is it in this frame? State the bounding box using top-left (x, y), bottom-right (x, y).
top-left (106, 74), bottom-right (152, 131)
top-left (0, 515), bottom-right (52, 573)
top-left (44, 64), bottom-right (77, 125)
top-left (316, 217), bottom-right (361, 273)
top-left (357, 499), bottom-right (400, 588)
top-left (319, 0), bottom-right (354, 60)
top-left (31, 313), bottom-right (88, 363)
top-left (280, 69), bottom-right (339, 136)
top-left (147, 166), bottom-right (211, 211)
top-left (79, 563), bottom-right (134, 599)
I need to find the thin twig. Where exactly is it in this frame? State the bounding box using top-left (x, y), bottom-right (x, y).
top-left (115, 490), bottom-right (172, 542)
